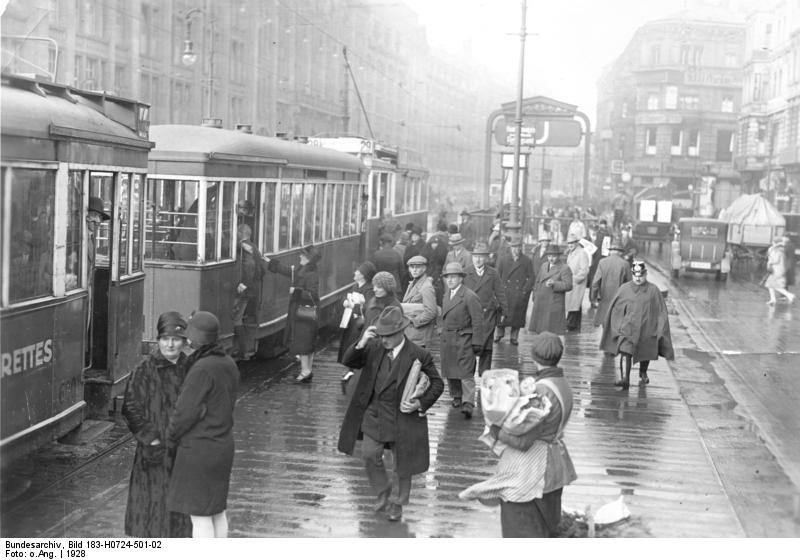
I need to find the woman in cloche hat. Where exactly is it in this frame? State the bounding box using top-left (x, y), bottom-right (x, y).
top-left (122, 311), bottom-right (192, 538)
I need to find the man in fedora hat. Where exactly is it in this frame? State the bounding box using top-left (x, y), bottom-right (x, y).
top-left (459, 209), bottom-right (477, 251)
top-left (464, 241), bottom-right (506, 373)
top-left (372, 232), bottom-right (405, 290)
top-left (445, 232), bottom-right (472, 272)
top-left (564, 233), bottom-right (590, 332)
top-left (496, 234), bottom-right (534, 345)
top-left (440, 262), bottom-right (485, 419)
top-left (589, 240), bottom-right (631, 326)
top-left (337, 307), bottom-right (444, 522)
top-left (528, 244), bottom-right (572, 336)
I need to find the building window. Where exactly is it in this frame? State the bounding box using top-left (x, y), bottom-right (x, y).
top-left (680, 95), bottom-right (700, 110)
top-left (721, 96), bottom-right (734, 112)
top-left (230, 40), bottom-right (244, 83)
top-left (725, 53), bottom-right (738, 67)
top-left (140, 3), bottom-right (159, 57)
top-left (647, 93), bottom-right (659, 110)
top-left (665, 86), bottom-right (678, 109)
top-left (716, 130), bottom-right (734, 162)
top-left (671, 129), bottom-right (683, 156)
top-left (650, 44), bottom-right (661, 65)
top-left (688, 129), bottom-right (700, 157)
top-left (645, 127), bottom-right (657, 155)
top-left (680, 44), bottom-right (692, 65)
top-left (114, 64), bottom-right (127, 96)
top-left (692, 46), bottom-right (703, 65)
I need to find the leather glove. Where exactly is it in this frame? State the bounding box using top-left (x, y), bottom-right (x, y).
top-left (472, 344), bottom-right (483, 355)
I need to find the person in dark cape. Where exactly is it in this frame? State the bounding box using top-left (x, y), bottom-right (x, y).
top-left (599, 261), bottom-right (674, 389)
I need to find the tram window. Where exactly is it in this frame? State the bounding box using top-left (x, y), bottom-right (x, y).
top-left (145, 179), bottom-right (199, 262)
top-left (291, 183), bottom-right (303, 247)
top-left (278, 183), bottom-right (291, 251)
top-left (66, 171), bottom-right (84, 291)
top-left (348, 186), bottom-right (357, 235)
top-left (131, 175), bottom-right (143, 273)
top-left (237, 182), bottom-right (261, 250)
top-left (335, 184), bottom-right (344, 238)
top-left (90, 172), bottom-right (114, 265)
top-left (303, 183), bottom-right (315, 245)
top-left (3, 167), bottom-right (56, 303)
top-left (325, 184), bottom-right (335, 240)
top-left (221, 182), bottom-right (235, 260)
top-left (118, 174), bottom-right (131, 276)
top-left (395, 176), bottom-right (406, 215)
top-left (264, 182), bottom-right (276, 253)
top-left (314, 184), bottom-right (324, 242)
top-left (379, 173), bottom-right (389, 217)
top-left (369, 174), bottom-right (378, 218)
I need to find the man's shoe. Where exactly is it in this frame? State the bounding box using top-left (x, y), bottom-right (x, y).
top-left (462, 404), bottom-right (473, 419)
top-left (373, 492), bottom-right (390, 513)
top-left (387, 503), bottom-right (402, 522)
top-left (452, 398), bottom-right (462, 408)
top-left (639, 373), bottom-right (650, 385)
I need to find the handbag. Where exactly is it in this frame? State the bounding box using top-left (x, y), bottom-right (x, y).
top-left (296, 303), bottom-right (318, 323)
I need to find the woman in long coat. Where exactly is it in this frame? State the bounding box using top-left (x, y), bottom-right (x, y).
top-left (364, 271), bottom-right (402, 326)
top-left (765, 236), bottom-right (796, 305)
top-left (265, 245), bottom-right (321, 382)
top-left (401, 255), bottom-right (438, 347)
top-left (564, 235), bottom-right (590, 332)
top-left (166, 311), bottom-right (239, 538)
top-left (528, 246), bottom-right (573, 335)
top-left (122, 311), bottom-right (192, 538)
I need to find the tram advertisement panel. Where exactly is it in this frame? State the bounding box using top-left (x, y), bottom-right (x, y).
top-left (1, 299), bottom-right (84, 440)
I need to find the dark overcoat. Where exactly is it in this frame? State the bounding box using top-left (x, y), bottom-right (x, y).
top-left (463, 265), bottom-right (507, 348)
top-left (589, 253), bottom-right (632, 326)
top-left (166, 344), bottom-right (240, 516)
top-left (531, 247), bottom-right (547, 281)
top-left (440, 285), bottom-right (484, 379)
top-left (234, 239), bottom-right (266, 323)
top-left (122, 350), bottom-right (192, 538)
top-left (337, 282), bottom-right (374, 364)
top-left (600, 280), bottom-right (675, 363)
top-left (337, 338), bottom-right (444, 477)
top-left (528, 261), bottom-right (573, 335)
top-left (364, 293), bottom-right (402, 327)
top-left (268, 259), bottom-right (319, 354)
top-left (372, 247), bottom-right (405, 289)
top-left (497, 253), bottom-right (534, 328)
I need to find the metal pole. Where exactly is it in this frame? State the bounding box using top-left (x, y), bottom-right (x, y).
top-left (484, 109), bottom-right (504, 210)
top-left (575, 110), bottom-right (592, 201)
top-left (206, 17), bottom-right (215, 119)
top-left (508, 0), bottom-right (527, 235)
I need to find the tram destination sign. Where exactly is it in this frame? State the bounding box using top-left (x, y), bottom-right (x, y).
top-left (494, 117), bottom-right (582, 148)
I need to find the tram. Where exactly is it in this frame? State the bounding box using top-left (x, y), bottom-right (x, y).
top-left (1, 73), bottom-right (152, 465)
top-left (143, 124), bottom-right (368, 354)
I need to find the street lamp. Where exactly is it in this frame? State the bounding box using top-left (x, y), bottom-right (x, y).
top-left (181, 8), bottom-right (215, 120)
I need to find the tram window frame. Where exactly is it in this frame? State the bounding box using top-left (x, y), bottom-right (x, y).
top-left (263, 182), bottom-right (277, 254)
top-left (335, 183), bottom-right (344, 238)
top-left (278, 182), bottom-right (291, 251)
top-left (117, 173), bottom-right (131, 277)
top-left (145, 178), bottom-right (201, 263)
top-left (395, 175), bottom-right (406, 215)
top-left (325, 184), bottom-right (335, 241)
top-left (303, 183), bottom-right (315, 245)
top-left (290, 182), bottom-right (304, 248)
top-left (202, 180), bottom-right (236, 263)
top-left (237, 181), bottom-right (262, 255)
top-left (369, 173), bottom-right (379, 218)
top-left (221, 181), bottom-right (235, 261)
top-left (314, 183), bottom-right (324, 242)
top-left (1, 165), bottom-right (58, 306)
top-left (130, 174), bottom-right (144, 274)
top-left (65, 170), bottom-right (85, 293)
top-left (90, 172), bottom-right (114, 266)
top-left (349, 184), bottom-right (359, 235)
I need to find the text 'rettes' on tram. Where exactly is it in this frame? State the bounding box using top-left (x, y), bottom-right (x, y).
top-left (1, 73), bottom-right (152, 466)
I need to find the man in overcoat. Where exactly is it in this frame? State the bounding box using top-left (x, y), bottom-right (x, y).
top-left (337, 307), bottom-right (444, 522)
top-left (531, 235), bottom-right (550, 277)
top-left (564, 233), bottom-right (590, 332)
top-left (232, 223), bottom-right (265, 361)
top-left (440, 262), bottom-right (485, 419)
top-left (372, 232), bottom-right (405, 289)
top-left (589, 242), bottom-right (631, 327)
top-left (600, 262), bottom-right (674, 389)
top-left (528, 245), bottom-right (573, 335)
top-left (459, 210), bottom-right (478, 251)
top-left (445, 233), bottom-right (472, 271)
top-left (464, 242), bottom-right (507, 375)
top-left (401, 255), bottom-right (438, 347)
top-left (495, 236), bottom-right (534, 345)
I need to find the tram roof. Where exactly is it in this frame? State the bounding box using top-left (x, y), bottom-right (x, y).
top-left (1, 74), bottom-right (152, 149)
top-left (149, 125), bottom-right (364, 172)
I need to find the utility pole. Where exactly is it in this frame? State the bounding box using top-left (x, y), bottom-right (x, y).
top-left (507, 0), bottom-right (527, 237)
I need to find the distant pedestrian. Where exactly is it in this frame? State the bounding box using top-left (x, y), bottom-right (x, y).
top-left (618, 226), bottom-right (638, 264)
top-left (265, 245), bottom-right (321, 382)
top-left (401, 255), bottom-right (438, 347)
top-left (567, 212), bottom-right (587, 241)
top-left (403, 226), bottom-right (429, 268)
top-left (166, 311), bottom-right (239, 538)
top-left (590, 241), bottom-right (632, 326)
top-left (231, 223), bottom-right (265, 361)
top-left (446, 232), bottom-right (472, 271)
top-left (564, 234), bottom-right (590, 332)
top-left (440, 262), bottom-right (485, 419)
top-left (783, 233), bottom-right (796, 288)
top-left (530, 236), bottom-right (550, 277)
top-left (338, 261), bottom-right (377, 391)
top-left (122, 311), bottom-right (192, 538)
top-left (600, 262), bottom-right (674, 389)
top-left (765, 236), bottom-right (796, 305)
top-left (460, 210), bottom-right (478, 251)
top-left (495, 235), bottom-right (534, 345)
top-left (464, 242), bottom-right (507, 374)
top-left (427, 230), bottom-right (448, 306)
top-left (528, 245), bottom-right (572, 336)
top-left (337, 307), bottom-right (444, 523)
top-left (373, 233), bottom-right (405, 289)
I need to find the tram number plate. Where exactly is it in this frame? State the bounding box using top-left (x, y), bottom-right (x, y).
top-left (690, 261), bottom-right (712, 269)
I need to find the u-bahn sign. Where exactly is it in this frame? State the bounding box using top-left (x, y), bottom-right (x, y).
top-left (493, 116), bottom-right (583, 148)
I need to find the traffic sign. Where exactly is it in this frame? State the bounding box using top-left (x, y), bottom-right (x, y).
top-left (494, 117), bottom-right (582, 148)
top-left (611, 159), bottom-right (624, 174)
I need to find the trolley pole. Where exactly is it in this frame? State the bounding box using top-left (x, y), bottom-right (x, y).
top-left (507, 0), bottom-right (528, 238)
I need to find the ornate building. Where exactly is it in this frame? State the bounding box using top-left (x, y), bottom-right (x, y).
top-left (1, 0), bottom-right (509, 203)
top-left (594, 7), bottom-right (746, 213)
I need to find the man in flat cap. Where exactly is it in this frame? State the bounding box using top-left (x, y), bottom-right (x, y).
top-left (402, 255), bottom-right (437, 347)
top-left (464, 242), bottom-right (507, 374)
top-left (338, 307), bottom-right (444, 522)
top-left (600, 261), bottom-right (674, 389)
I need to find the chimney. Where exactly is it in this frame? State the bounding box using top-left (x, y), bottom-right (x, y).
top-left (235, 123), bottom-right (253, 134)
top-left (201, 117), bottom-right (223, 128)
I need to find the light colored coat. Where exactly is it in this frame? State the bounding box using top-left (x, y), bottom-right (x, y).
top-left (565, 245), bottom-right (590, 313)
top-left (402, 274), bottom-right (437, 347)
top-left (765, 244), bottom-right (787, 290)
top-left (590, 253), bottom-right (632, 326)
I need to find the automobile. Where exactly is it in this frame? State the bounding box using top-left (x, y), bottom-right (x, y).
top-left (671, 217), bottom-right (731, 281)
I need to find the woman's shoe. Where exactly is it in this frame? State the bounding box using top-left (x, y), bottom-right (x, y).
top-left (639, 373), bottom-right (650, 385)
top-left (295, 372), bottom-right (313, 384)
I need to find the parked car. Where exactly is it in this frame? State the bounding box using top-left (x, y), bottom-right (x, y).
top-left (671, 217), bottom-right (731, 281)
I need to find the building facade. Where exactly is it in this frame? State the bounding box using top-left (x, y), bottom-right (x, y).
top-left (594, 10), bottom-right (746, 214)
top-left (1, 0), bottom-right (509, 205)
top-left (737, 0), bottom-right (800, 211)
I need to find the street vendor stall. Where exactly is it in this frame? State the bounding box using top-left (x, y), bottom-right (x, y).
top-left (718, 194), bottom-right (785, 273)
